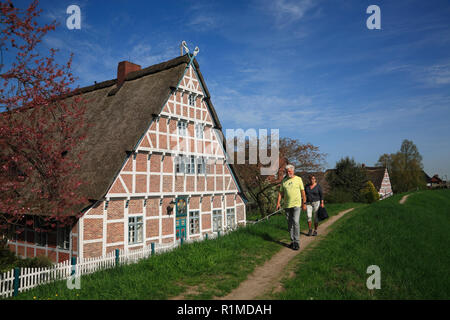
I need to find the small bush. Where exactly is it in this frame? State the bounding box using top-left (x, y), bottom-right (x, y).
top-left (0, 239), bottom-right (53, 273)
top-left (325, 188), bottom-right (353, 203)
top-left (16, 255), bottom-right (53, 269)
top-left (361, 181), bottom-right (380, 203)
top-left (0, 239), bottom-right (18, 273)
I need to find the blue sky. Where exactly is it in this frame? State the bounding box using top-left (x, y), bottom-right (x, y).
top-left (10, 0), bottom-right (450, 178)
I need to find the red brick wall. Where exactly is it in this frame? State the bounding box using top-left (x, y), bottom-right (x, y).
top-left (147, 219), bottom-right (159, 238)
top-left (107, 200), bottom-right (124, 220)
top-left (135, 174), bottom-right (147, 193)
top-left (150, 154), bottom-right (161, 172)
top-left (150, 175), bottom-right (161, 192)
top-left (202, 214), bottom-right (211, 230)
top-left (107, 223), bottom-right (124, 243)
top-left (162, 218), bottom-right (174, 236)
top-left (84, 219), bottom-right (103, 240)
top-left (135, 153), bottom-right (147, 172)
top-left (87, 202), bottom-right (104, 215)
top-left (84, 242), bottom-right (102, 258)
top-left (162, 176), bottom-right (172, 192)
top-left (146, 198), bottom-right (159, 216)
top-left (190, 196), bottom-right (200, 210)
top-left (202, 196), bottom-right (211, 212)
top-left (128, 199), bottom-right (143, 214)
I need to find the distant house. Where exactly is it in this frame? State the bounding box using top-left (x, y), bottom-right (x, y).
top-left (363, 166), bottom-right (393, 199)
top-left (5, 54), bottom-right (247, 262)
top-left (297, 165), bottom-right (393, 200)
top-left (423, 172), bottom-right (447, 188)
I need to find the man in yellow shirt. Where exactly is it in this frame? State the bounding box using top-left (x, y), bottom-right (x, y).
top-left (276, 164), bottom-right (306, 250)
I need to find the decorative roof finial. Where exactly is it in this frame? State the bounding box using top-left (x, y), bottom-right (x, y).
top-left (181, 40), bottom-right (189, 55)
top-left (180, 41), bottom-right (199, 57)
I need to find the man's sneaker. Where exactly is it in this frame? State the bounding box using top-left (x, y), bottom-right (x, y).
top-left (288, 242), bottom-right (294, 248)
top-left (293, 242), bottom-right (300, 250)
top-left (312, 230), bottom-right (317, 236)
top-left (307, 229), bottom-right (312, 236)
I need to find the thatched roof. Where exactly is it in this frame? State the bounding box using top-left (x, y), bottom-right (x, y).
top-left (298, 166), bottom-right (388, 194)
top-left (364, 166), bottom-right (387, 191)
top-left (4, 54), bottom-right (246, 214)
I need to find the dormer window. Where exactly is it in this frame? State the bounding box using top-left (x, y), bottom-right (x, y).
top-left (188, 94), bottom-right (195, 106)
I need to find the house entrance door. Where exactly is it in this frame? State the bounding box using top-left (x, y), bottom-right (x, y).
top-left (175, 196), bottom-right (187, 240)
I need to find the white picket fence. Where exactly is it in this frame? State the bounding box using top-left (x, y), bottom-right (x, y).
top-left (0, 231), bottom-right (228, 299)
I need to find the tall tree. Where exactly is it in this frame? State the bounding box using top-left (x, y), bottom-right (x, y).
top-left (390, 139), bottom-right (425, 192)
top-left (376, 139), bottom-right (425, 193)
top-left (326, 157), bottom-right (367, 202)
top-left (0, 0), bottom-right (87, 234)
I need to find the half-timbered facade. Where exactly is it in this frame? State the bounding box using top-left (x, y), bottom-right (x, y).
top-left (6, 54), bottom-right (247, 262)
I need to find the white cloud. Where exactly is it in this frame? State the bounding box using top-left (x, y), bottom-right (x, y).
top-left (269, 0), bottom-right (317, 28)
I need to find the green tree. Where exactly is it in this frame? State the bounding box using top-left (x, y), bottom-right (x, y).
top-left (377, 140), bottom-right (426, 193)
top-left (326, 157), bottom-right (367, 202)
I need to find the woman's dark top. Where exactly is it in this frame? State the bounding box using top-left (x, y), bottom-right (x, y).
top-left (305, 184), bottom-right (323, 203)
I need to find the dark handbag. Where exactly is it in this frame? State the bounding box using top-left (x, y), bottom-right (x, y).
top-left (318, 206), bottom-right (329, 221)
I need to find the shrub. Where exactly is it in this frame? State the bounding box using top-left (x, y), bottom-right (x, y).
top-left (361, 181), bottom-right (380, 203)
top-left (0, 238), bottom-right (18, 273)
top-left (16, 255), bottom-right (53, 269)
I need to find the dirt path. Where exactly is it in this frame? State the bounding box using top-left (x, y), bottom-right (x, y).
top-left (215, 207), bottom-right (355, 300)
top-left (399, 194), bottom-right (410, 204)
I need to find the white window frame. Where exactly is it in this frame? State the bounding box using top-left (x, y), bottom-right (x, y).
top-left (197, 157), bottom-right (206, 174)
top-left (186, 155), bottom-right (195, 174)
top-left (213, 209), bottom-right (222, 232)
top-left (226, 208), bottom-right (236, 230)
top-left (175, 156), bottom-right (186, 174)
top-left (188, 94), bottom-right (195, 106)
top-left (177, 120), bottom-right (187, 136)
top-left (195, 123), bottom-right (204, 139)
top-left (189, 210), bottom-right (200, 235)
top-left (128, 216), bottom-right (144, 244)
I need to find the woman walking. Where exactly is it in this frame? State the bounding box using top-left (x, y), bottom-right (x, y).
top-left (305, 174), bottom-right (324, 236)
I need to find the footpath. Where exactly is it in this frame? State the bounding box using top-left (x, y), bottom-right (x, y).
top-left (216, 208), bottom-right (355, 300)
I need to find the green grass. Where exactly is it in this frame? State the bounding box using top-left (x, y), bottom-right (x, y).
top-left (268, 189), bottom-right (450, 299)
top-left (12, 202), bottom-right (358, 300)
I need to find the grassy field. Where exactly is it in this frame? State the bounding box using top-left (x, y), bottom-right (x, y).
top-left (12, 202), bottom-right (359, 300)
top-left (266, 189), bottom-right (450, 299)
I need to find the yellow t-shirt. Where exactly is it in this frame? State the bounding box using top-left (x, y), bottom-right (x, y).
top-left (279, 175), bottom-right (305, 208)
